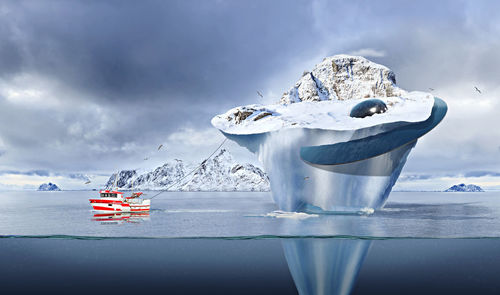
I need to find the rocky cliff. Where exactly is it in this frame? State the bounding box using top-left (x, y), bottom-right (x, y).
top-left (279, 55), bottom-right (406, 104)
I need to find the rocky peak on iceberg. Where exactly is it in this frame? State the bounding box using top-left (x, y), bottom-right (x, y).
top-left (106, 149), bottom-right (270, 191)
top-left (38, 182), bottom-right (61, 191)
top-left (212, 54), bottom-right (434, 135)
top-left (445, 183), bottom-right (484, 192)
top-left (280, 55), bottom-right (406, 104)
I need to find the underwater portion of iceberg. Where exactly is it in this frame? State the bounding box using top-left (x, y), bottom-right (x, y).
top-left (212, 55), bottom-right (447, 212)
top-left (282, 238), bottom-right (371, 295)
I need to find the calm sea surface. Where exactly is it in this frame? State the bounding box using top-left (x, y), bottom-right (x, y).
top-left (1, 191), bottom-right (500, 294)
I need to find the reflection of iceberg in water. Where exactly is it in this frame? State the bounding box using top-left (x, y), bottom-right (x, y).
top-left (212, 55), bottom-right (447, 212)
top-left (282, 238), bottom-right (371, 295)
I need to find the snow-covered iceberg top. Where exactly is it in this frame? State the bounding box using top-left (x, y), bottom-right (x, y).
top-left (212, 55), bottom-right (434, 135)
top-left (212, 92), bottom-right (434, 134)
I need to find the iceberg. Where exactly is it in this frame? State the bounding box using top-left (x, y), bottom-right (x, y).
top-left (445, 183), bottom-right (484, 192)
top-left (212, 55), bottom-right (447, 212)
top-left (37, 182), bottom-right (61, 191)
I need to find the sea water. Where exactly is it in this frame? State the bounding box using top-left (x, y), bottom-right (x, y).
top-left (1, 191), bottom-right (500, 294)
top-left (2, 190), bottom-right (500, 238)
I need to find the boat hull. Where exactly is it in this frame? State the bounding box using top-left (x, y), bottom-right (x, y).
top-left (89, 198), bottom-right (151, 212)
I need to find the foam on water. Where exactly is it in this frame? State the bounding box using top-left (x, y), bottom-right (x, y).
top-left (263, 210), bottom-right (319, 219)
top-left (163, 209), bottom-right (233, 213)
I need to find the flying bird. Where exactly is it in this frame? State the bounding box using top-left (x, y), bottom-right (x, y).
top-left (474, 86), bottom-right (482, 94)
top-left (158, 144), bottom-right (163, 151)
top-left (85, 180), bottom-right (91, 185)
top-left (257, 91), bottom-right (264, 98)
top-left (428, 88), bottom-right (435, 91)
top-left (304, 176), bottom-right (310, 180)
top-left (144, 157), bottom-right (149, 161)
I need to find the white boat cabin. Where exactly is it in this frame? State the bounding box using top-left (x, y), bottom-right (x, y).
top-left (99, 190), bottom-right (124, 199)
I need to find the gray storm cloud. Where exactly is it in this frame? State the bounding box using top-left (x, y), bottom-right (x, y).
top-left (1, 0), bottom-right (500, 187)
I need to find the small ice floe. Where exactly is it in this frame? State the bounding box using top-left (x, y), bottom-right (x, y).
top-left (264, 210), bottom-right (319, 219)
top-left (358, 207), bottom-right (375, 215)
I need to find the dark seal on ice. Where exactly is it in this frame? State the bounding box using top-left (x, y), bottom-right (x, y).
top-left (349, 99), bottom-right (388, 118)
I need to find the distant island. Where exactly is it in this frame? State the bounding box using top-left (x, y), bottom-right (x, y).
top-left (445, 183), bottom-right (484, 192)
top-left (38, 182), bottom-right (61, 191)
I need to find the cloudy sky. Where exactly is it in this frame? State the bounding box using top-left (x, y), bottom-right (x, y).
top-left (0, 0), bottom-right (499, 190)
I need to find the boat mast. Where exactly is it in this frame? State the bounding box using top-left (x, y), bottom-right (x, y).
top-left (113, 172), bottom-right (119, 191)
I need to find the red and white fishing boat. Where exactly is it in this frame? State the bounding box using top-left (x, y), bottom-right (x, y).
top-left (89, 190), bottom-right (151, 212)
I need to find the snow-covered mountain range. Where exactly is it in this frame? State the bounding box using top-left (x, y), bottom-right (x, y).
top-left (106, 149), bottom-right (270, 191)
top-left (445, 183), bottom-right (484, 192)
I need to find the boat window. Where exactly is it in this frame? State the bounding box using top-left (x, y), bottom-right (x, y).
top-left (100, 193), bottom-right (117, 198)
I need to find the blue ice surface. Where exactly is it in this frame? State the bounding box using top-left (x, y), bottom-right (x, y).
top-left (300, 97), bottom-right (447, 166)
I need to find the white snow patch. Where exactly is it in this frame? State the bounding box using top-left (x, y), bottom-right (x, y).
top-left (212, 92), bottom-right (433, 135)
